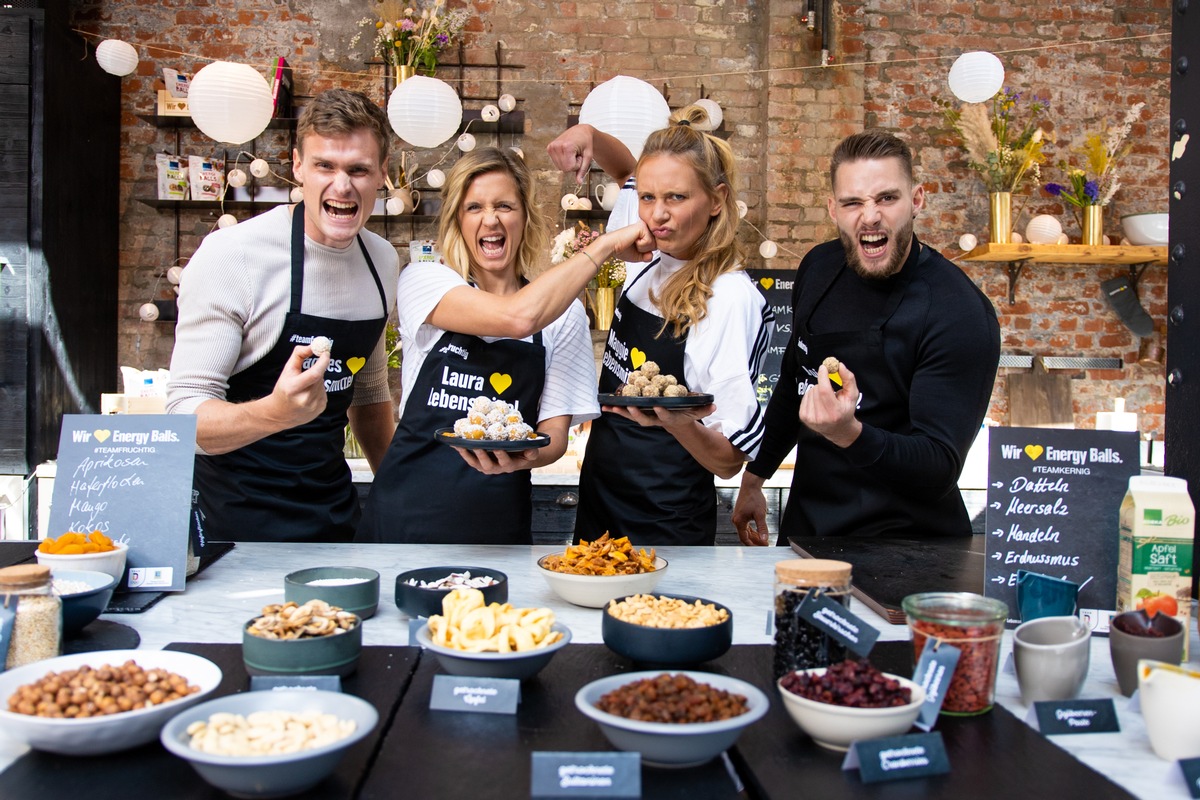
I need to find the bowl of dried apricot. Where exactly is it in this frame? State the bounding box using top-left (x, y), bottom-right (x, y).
top-left (36, 532), bottom-right (128, 583)
top-left (536, 533), bottom-right (667, 608)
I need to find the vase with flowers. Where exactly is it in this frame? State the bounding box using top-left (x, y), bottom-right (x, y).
top-left (352, 0), bottom-right (470, 82)
top-left (942, 88), bottom-right (1050, 244)
top-left (1043, 101), bottom-right (1145, 246)
top-left (552, 222), bottom-right (626, 330)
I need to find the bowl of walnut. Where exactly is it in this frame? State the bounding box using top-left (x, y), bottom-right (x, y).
top-left (0, 649), bottom-right (221, 755)
top-left (241, 599), bottom-right (362, 677)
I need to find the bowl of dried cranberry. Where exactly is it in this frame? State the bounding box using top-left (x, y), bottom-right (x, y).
top-left (776, 660), bottom-right (924, 751)
top-left (574, 671), bottom-right (768, 767)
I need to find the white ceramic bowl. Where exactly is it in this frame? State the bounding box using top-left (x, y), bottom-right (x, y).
top-left (536, 555), bottom-right (668, 608)
top-left (574, 670), bottom-right (769, 767)
top-left (36, 541), bottom-right (128, 582)
top-left (1120, 212), bottom-right (1169, 246)
top-left (0, 649), bottom-right (222, 755)
top-left (415, 622), bottom-right (572, 681)
top-left (160, 689), bottom-right (378, 798)
top-left (776, 669), bottom-right (925, 751)
top-left (1138, 659), bottom-right (1200, 761)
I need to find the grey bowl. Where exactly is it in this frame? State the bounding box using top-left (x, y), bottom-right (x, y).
top-left (394, 566), bottom-right (508, 618)
top-left (160, 689), bottom-right (377, 798)
top-left (242, 616), bottom-right (363, 677)
top-left (52, 569), bottom-right (119, 636)
top-left (415, 621), bottom-right (571, 681)
top-left (284, 567), bottom-right (380, 620)
top-left (601, 593), bottom-right (732, 666)
top-left (1109, 609), bottom-right (1185, 696)
top-left (574, 671), bottom-right (769, 767)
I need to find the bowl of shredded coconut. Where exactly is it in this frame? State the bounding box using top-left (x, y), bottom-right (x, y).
top-left (284, 567), bottom-right (380, 620)
top-left (51, 569), bottom-right (120, 635)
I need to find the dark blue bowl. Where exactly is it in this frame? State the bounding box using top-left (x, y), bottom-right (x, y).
top-left (52, 569), bottom-right (119, 636)
top-left (394, 566), bottom-right (508, 618)
top-left (602, 593), bottom-right (733, 666)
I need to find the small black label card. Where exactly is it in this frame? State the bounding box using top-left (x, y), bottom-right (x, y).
top-left (843, 731), bottom-right (950, 784)
top-left (1180, 757), bottom-right (1200, 799)
top-left (530, 752), bottom-right (641, 798)
top-left (912, 638), bottom-right (961, 731)
top-left (430, 674), bottom-right (520, 715)
top-left (1030, 699), bottom-right (1120, 735)
top-left (249, 675), bottom-right (341, 693)
top-left (796, 591), bottom-right (880, 657)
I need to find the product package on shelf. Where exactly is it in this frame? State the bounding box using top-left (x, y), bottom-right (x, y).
top-left (188, 156), bottom-right (225, 201)
top-left (155, 154), bottom-right (188, 200)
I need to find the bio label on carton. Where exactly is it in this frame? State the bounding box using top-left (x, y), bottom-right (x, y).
top-left (1117, 476), bottom-right (1194, 657)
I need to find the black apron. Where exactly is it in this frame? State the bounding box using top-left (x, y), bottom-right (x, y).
top-left (355, 323), bottom-right (546, 544)
top-left (575, 259), bottom-right (716, 546)
top-left (777, 246), bottom-right (926, 541)
top-left (191, 203), bottom-right (388, 544)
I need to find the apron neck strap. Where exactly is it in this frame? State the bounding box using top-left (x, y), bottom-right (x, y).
top-left (290, 201), bottom-right (388, 317)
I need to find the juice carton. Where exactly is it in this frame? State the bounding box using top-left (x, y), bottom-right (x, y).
top-left (1117, 475), bottom-right (1194, 658)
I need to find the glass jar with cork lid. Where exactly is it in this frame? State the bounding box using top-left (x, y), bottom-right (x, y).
top-left (773, 558), bottom-right (852, 679)
top-left (1, 564), bottom-right (63, 670)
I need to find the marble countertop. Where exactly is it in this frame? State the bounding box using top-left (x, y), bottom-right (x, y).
top-left (1, 543), bottom-right (1196, 798)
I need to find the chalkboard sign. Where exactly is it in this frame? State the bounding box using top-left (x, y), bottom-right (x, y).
top-left (745, 268), bottom-right (794, 405)
top-left (48, 414), bottom-right (197, 592)
top-left (985, 427), bottom-right (1139, 631)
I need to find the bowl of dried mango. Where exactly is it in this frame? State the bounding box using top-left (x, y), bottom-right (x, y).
top-left (36, 531), bottom-right (128, 583)
top-left (537, 533), bottom-right (667, 608)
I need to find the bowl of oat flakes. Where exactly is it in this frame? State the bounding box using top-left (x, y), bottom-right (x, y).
top-left (51, 569), bottom-right (120, 635)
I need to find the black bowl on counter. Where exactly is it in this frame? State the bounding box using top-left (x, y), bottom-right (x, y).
top-left (394, 566), bottom-right (508, 618)
top-left (601, 593), bottom-right (733, 666)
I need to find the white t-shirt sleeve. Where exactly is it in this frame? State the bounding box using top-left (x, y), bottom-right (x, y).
top-left (396, 262), bottom-right (468, 346)
top-left (684, 271), bottom-right (771, 459)
top-left (539, 299), bottom-right (600, 426)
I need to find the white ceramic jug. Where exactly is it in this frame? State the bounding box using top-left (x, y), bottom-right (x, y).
top-left (1138, 659), bottom-right (1200, 761)
top-left (594, 182), bottom-right (620, 211)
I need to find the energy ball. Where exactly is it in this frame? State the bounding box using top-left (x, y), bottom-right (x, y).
top-left (310, 336), bottom-right (332, 356)
top-left (821, 356), bottom-right (840, 375)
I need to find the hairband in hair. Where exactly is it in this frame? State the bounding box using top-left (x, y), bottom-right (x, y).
top-left (677, 119), bottom-right (691, 127)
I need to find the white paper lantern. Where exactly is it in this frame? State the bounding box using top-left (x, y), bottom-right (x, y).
top-left (736, 200), bottom-right (748, 219)
top-left (579, 76), bottom-right (671, 160)
top-left (95, 39), bottom-right (139, 77)
top-left (388, 76), bottom-right (463, 149)
top-left (138, 302), bottom-right (159, 322)
top-left (426, 169), bottom-right (446, 189)
top-left (480, 104), bottom-right (500, 123)
top-left (692, 98), bottom-right (724, 131)
top-left (509, 147), bottom-right (524, 160)
top-left (290, 186), bottom-right (305, 203)
top-left (498, 94), bottom-right (517, 113)
top-left (386, 196), bottom-right (404, 215)
top-left (217, 213), bottom-right (238, 229)
top-left (457, 133), bottom-right (477, 152)
top-left (958, 233), bottom-right (978, 251)
top-left (947, 52), bottom-right (1004, 104)
top-left (166, 266), bottom-right (184, 285)
top-left (561, 193), bottom-right (580, 211)
top-left (188, 61), bottom-right (274, 145)
top-left (249, 158), bottom-right (271, 178)
top-left (758, 240), bottom-right (778, 259)
top-left (1024, 214), bottom-right (1063, 245)
top-left (226, 168), bottom-right (248, 188)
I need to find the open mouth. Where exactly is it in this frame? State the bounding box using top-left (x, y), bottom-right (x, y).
top-left (480, 234), bottom-right (506, 257)
top-left (859, 231), bottom-right (888, 258)
top-left (324, 199), bottom-right (359, 220)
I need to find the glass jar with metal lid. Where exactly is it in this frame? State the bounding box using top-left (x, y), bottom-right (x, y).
top-left (773, 558), bottom-right (852, 679)
top-left (1, 564), bottom-right (62, 670)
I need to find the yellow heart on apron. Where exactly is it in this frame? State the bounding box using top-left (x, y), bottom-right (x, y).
top-left (1024, 444), bottom-right (1044, 460)
top-left (630, 348), bottom-right (647, 369)
top-left (93, 429), bottom-right (111, 443)
top-left (490, 372), bottom-right (513, 394)
top-left (759, 277), bottom-right (775, 290)
top-left (346, 357), bottom-right (366, 375)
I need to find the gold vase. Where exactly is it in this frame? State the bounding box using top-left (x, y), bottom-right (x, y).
top-left (393, 64), bottom-right (415, 84)
top-left (1081, 205), bottom-right (1104, 246)
top-left (988, 192), bottom-right (1012, 244)
top-left (590, 287), bottom-right (616, 331)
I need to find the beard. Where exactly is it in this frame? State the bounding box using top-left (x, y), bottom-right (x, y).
top-left (838, 215), bottom-right (915, 280)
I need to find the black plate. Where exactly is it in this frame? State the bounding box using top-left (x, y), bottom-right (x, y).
top-left (434, 428), bottom-right (551, 451)
top-left (598, 392), bottom-right (715, 409)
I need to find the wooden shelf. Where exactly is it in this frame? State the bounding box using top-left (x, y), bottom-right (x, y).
top-left (137, 114), bottom-right (298, 130)
top-left (960, 243), bottom-right (1167, 304)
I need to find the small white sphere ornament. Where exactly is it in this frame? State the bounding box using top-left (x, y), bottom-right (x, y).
top-left (509, 146), bottom-right (524, 160)
top-left (1024, 214), bottom-right (1063, 245)
top-left (226, 168), bottom-right (248, 188)
top-left (388, 76), bottom-right (463, 149)
top-left (736, 200), bottom-right (748, 219)
top-left (217, 214), bottom-right (238, 229)
top-left (498, 94), bottom-right (517, 113)
top-left (1121, 237), bottom-right (1132, 246)
top-left (560, 193), bottom-right (580, 211)
top-left (692, 98), bottom-right (724, 131)
top-left (95, 39), bottom-right (139, 77)
top-left (290, 186), bottom-right (305, 203)
top-left (480, 104), bottom-right (501, 123)
top-left (1057, 233), bottom-right (1070, 245)
top-left (138, 302), bottom-right (160, 322)
top-left (249, 158), bottom-right (271, 178)
top-left (188, 61), bottom-right (274, 144)
top-left (386, 196), bottom-right (404, 216)
top-left (576, 198), bottom-right (593, 211)
top-left (947, 51), bottom-right (1005, 104)
top-left (759, 240), bottom-right (779, 259)
top-left (426, 169), bottom-right (446, 189)
top-left (579, 75), bottom-right (670, 160)
top-left (1010, 231), bottom-right (1024, 244)
top-left (457, 133), bottom-right (477, 152)
top-left (166, 266), bottom-right (184, 285)
top-left (958, 233), bottom-right (978, 251)
top-left (1103, 235), bottom-right (1112, 246)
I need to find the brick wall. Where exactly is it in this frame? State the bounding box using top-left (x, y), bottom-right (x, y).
top-left (71, 0), bottom-right (1171, 434)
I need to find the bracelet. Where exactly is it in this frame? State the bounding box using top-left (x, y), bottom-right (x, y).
top-left (580, 249), bottom-right (601, 271)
